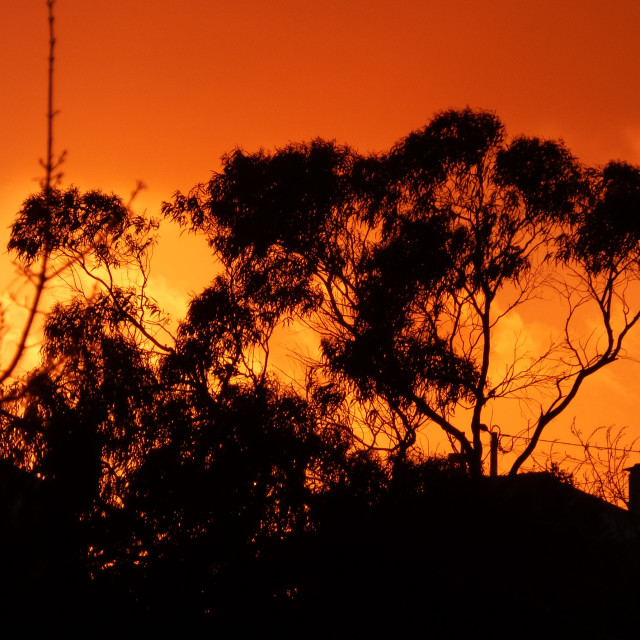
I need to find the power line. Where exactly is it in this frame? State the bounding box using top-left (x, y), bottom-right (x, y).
top-left (497, 431), bottom-right (640, 455)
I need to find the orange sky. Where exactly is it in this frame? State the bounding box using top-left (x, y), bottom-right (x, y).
top-left (3, 0), bottom-right (640, 469)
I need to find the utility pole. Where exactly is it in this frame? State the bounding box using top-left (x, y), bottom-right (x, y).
top-left (490, 431), bottom-right (499, 477)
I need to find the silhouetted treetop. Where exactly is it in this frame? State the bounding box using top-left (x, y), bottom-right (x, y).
top-left (9, 187), bottom-right (156, 267)
top-left (165, 107), bottom-right (640, 477)
top-left (169, 139), bottom-right (355, 261)
top-left (495, 135), bottom-right (584, 221)
top-left (566, 160), bottom-right (640, 272)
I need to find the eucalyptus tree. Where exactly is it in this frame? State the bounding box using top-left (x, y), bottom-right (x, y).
top-left (165, 108), bottom-right (640, 477)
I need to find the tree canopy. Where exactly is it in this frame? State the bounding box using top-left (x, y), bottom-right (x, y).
top-left (164, 107), bottom-right (640, 478)
top-left (2, 106), bottom-right (640, 631)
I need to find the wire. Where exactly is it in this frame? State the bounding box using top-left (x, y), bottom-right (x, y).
top-left (497, 431), bottom-right (640, 455)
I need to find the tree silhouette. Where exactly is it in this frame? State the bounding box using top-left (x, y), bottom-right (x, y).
top-left (0, 1), bottom-right (168, 625)
top-left (165, 108), bottom-right (640, 478)
top-left (4, 5), bottom-right (640, 628)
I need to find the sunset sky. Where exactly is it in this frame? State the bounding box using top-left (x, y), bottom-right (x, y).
top-left (3, 0), bottom-right (640, 465)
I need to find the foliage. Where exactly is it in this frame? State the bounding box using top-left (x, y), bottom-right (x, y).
top-left (165, 108), bottom-right (640, 477)
top-left (9, 187), bottom-right (153, 267)
top-left (4, 93), bottom-right (640, 629)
